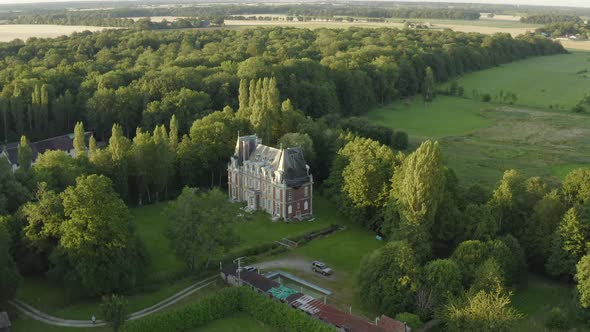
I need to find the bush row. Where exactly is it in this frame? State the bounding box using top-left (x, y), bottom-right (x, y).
top-left (121, 287), bottom-right (336, 332)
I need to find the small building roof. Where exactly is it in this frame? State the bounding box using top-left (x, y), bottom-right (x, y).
top-left (241, 271), bottom-right (280, 292)
top-left (3, 132), bottom-right (92, 165)
top-left (0, 312), bottom-right (11, 329)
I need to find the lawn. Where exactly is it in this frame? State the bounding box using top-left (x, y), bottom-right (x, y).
top-left (256, 200), bottom-right (384, 319)
top-left (450, 52), bottom-right (590, 110)
top-left (511, 274), bottom-right (590, 332)
top-left (191, 313), bottom-right (277, 332)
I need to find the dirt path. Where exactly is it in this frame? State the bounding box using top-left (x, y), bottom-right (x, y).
top-left (257, 257), bottom-right (338, 281)
top-left (9, 275), bottom-right (217, 328)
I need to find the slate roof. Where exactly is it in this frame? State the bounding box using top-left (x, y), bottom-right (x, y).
top-left (233, 134), bottom-right (310, 187)
top-left (3, 132), bottom-right (92, 165)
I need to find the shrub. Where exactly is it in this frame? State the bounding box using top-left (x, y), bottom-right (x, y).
top-left (395, 312), bottom-right (423, 329)
top-left (545, 307), bottom-right (569, 330)
top-left (481, 93), bottom-right (492, 102)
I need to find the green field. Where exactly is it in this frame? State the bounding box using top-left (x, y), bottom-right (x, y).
top-left (366, 53), bottom-right (590, 188)
top-left (452, 52), bottom-right (590, 110)
top-left (192, 313), bottom-right (276, 332)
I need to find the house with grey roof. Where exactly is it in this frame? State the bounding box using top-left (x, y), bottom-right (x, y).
top-left (1, 132), bottom-right (92, 171)
top-left (228, 134), bottom-right (313, 221)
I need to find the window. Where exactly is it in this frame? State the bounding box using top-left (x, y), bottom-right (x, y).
top-left (275, 188), bottom-right (280, 198)
top-left (288, 190), bottom-right (293, 202)
top-left (304, 200), bottom-right (309, 210)
top-left (288, 205), bottom-right (292, 214)
top-left (304, 186), bottom-right (309, 197)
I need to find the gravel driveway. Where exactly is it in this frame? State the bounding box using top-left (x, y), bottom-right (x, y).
top-left (256, 257), bottom-right (338, 281)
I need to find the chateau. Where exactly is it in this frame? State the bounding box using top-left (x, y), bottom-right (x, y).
top-left (228, 134), bottom-right (313, 221)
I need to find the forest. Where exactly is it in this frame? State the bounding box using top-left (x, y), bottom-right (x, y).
top-left (521, 14), bottom-right (583, 24)
top-left (536, 22), bottom-right (590, 38)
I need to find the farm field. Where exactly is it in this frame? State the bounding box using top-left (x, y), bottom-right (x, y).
top-left (223, 19), bottom-right (534, 36)
top-left (366, 53), bottom-right (590, 188)
top-left (0, 24), bottom-right (119, 42)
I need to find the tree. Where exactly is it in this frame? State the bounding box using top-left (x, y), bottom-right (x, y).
top-left (576, 255), bottom-right (590, 309)
top-left (0, 221), bottom-right (20, 303)
top-left (462, 204), bottom-right (498, 241)
top-left (563, 168), bottom-right (590, 206)
top-left (423, 66), bottom-right (435, 104)
top-left (358, 241), bottom-right (419, 316)
top-left (390, 140), bottom-right (446, 258)
top-left (340, 136), bottom-right (396, 209)
top-left (17, 135), bottom-right (32, 172)
top-left (166, 187), bottom-right (239, 272)
top-left (21, 182), bottom-right (64, 253)
top-left (422, 259), bottom-right (463, 307)
top-left (441, 286), bottom-right (523, 332)
top-left (55, 174), bottom-right (147, 296)
top-left (547, 206), bottom-right (590, 277)
top-left (33, 150), bottom-right (87, 192)
top-left (101, 294), bottom-right (128, 332)
top-left (107, 124), bottom-right (131, 200)
top-left (451, 240), bottom-right (488, 286)
top-left (470, 258), bottom-right (504, 293)
top-left (73, 121), bottom-right (86, 158)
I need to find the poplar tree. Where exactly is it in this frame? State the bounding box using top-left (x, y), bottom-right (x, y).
top-left (109, 124), bottom-right (131, 200)
top-left (546, 206), bottom-right (590, 277)
top-left (238, 79), bottom-right (249, 116)
top-left (17, 135), bottom-right (32, 171)
top-left (390, 140), bottom-right (446, 259)
top-left (169, 114), bottom-right (178, 152)
top-left (73, 122), bottom-right (86, 158)
top-left (423, 66), bottom-right (435, 104)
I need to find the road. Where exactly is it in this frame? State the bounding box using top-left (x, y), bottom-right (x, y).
top-left (256, 257), bottom-right (338, 281)
top-left (9, 275), bottom-right (217, 328)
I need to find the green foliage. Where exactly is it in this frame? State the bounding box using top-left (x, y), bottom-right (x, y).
top-left (394, 312), bottom-right (423, 329)
top-left (33, 150), bottom-right (88, 192)
top-left (563, 168), bottom-right (590, 206)
top-left (358, 241), bottom-right (419, 316)
top-left (547, 206), bottom-right (590, 277)
top-left (0, 221), bottom-right (20, 303)
top-left (470, 258), bottom-right (505, 293)
top-left (54, 174), bottom-right (148, 296)
top-left (576, 255), bottom-right (590, 309)
top-left (390, 140), bottom-right (445, 258)
top-left (441, 287), bottom-right (523, 332)
top-left (73, 122), bottom-right (86, 159)
top-left (17, 135), bottom-right (32, 172)
top-left (21, 182), bottom-right (64, 253)
top-left (278, 132), bottom-right (316, 168)
top-left (101, 294), bottom-right (128, 332)
top-left (422, 259), bottom-right (463, 306)
top-left (340, 136), bottom-right (396, 209)
top-left (423, 66), bottom-right (435, 103)
top-left (166, 187), bottom-right (239, 272)
top-left (451, 240), bottom-right (489, 286)
top-left (544, 306), bottom-right (570, 330)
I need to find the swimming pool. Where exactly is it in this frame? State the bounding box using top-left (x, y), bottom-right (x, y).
top-left (264, 270), bottom-right (332, 299)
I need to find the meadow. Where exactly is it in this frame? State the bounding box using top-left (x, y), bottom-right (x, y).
top-left (365, 52), bottom-right (590, 188)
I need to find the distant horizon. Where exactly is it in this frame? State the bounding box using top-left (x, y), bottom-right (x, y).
top-left (0, 0), bottom-right (588, 8)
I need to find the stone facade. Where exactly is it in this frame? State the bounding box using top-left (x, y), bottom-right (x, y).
top-left (228, 134), bottom-right (313, 221)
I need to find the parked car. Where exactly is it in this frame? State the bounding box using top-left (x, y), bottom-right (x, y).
top-left (311, 261), bottom-right (333, 276)
top-left (242, 266), bottom-right (256, 272)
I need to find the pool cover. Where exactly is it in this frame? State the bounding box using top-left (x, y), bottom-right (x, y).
top-left (268, 285), bottom-right (298, 300)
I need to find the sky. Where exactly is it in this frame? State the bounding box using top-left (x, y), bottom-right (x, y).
top-left (0, 0), bottom-right (588, 8)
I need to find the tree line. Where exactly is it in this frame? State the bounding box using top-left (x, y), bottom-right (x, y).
top-left (521, 14), bottom-right (583, 24)
top-left (326, 135), bottom-right (590, 330)
top-left (0, 27), bottom-right (565, 143)
top-left (536, 22), bottom-right (590, 38)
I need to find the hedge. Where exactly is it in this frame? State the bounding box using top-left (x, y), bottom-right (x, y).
top-left (121, 287), bottom-right (336, 332)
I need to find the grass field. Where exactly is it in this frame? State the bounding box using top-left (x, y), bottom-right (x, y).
top-left (451, 52), bottom-right (590, 110)
top-left (191, 313), bottom-right (276, 332)
top-left (366, 53), bottom-right (590, 188)
top-left (512, 274), bottom-right (590, 332)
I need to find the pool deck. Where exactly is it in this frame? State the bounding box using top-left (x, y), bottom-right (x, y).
top-left (264, 270), bottom-right (332, 295)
